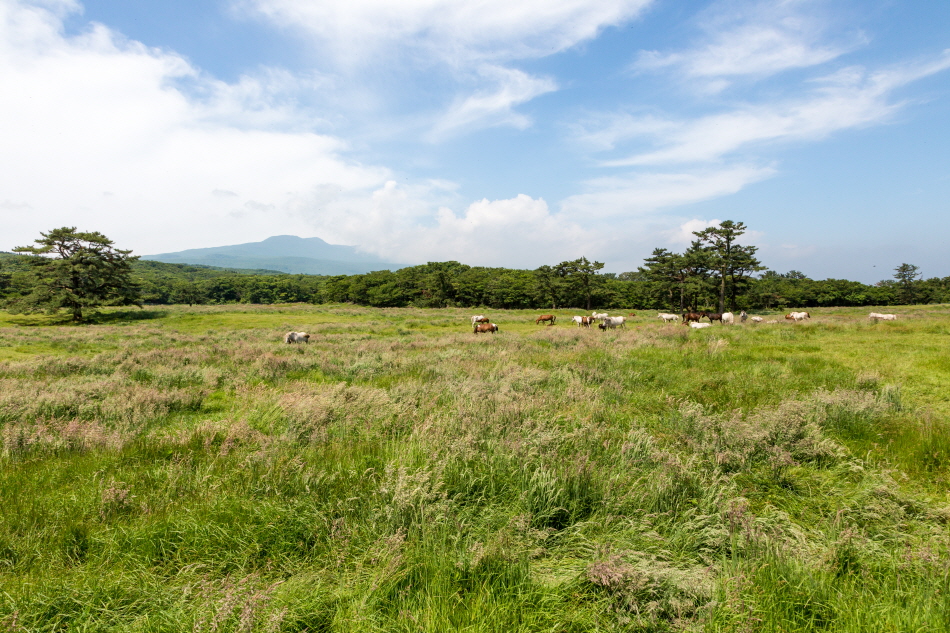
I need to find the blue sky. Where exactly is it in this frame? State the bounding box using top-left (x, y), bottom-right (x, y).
top-left (1, 0), bottom-right (949, 282)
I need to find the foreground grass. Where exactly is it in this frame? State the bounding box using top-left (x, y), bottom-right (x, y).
top-left (1, 304), bottom-right (949, 631)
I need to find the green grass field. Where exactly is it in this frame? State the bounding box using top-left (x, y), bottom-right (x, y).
top-left (1, 304), bottom-right (948, 631)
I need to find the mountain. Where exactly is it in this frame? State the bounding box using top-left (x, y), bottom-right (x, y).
top-left (142, 236), bottom-right (407, 275)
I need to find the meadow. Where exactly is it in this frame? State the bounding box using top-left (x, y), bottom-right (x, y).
top-left (0, 304), bottom-right (948, 632)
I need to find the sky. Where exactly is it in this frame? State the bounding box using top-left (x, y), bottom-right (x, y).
top-left (1, 0), bottom-right (949, 283)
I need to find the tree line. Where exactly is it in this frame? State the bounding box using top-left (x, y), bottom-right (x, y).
top-left (2, 225), bottom-right (949, 321)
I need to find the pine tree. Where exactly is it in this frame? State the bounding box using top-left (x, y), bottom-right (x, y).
top-left (693, 221), bottom-right (764, 313)
top-left (555, 257), bottom-right (605, 310)
top-left (10, 227), bottom-right (142, 322)
top-left (893, 263), bottom-right (921, 305)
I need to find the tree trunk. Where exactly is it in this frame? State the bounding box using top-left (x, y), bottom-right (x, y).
top-left (728, 273), bottom-right (738, 311)
top-left (718, 271), bottom-right (726, 314)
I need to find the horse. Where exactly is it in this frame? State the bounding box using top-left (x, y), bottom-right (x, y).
top-left (536, 315), bottom-right (556, 325)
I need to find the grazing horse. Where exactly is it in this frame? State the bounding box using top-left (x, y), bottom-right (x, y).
top-left (474, 323), bottom-right (499, 334)
top-left (536, 315), bottom-right (556, 325)
top-left (600, 316), bottom-right (626, 330)
top-left (682, 312), bottom-right (703, 323)
top-left (703, 312), bottom-right (724, 324)
top-left (472, 316), bottom-right (490, 324)
top-left (572, 316), bottom-right (595, 328)
top-left (284, 331), bottom-right (310, 344)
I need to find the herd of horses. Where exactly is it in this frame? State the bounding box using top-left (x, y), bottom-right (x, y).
top-left (282, 309), bottom-right (895, 343)
top-left (471, 311), bottom-right (634, 333)
top-left (680, 310), bottom-right (757, 324)
top-left (469, 310), bottom-right (820, 336)
top-left (472, 309), bottom-right (787, 333)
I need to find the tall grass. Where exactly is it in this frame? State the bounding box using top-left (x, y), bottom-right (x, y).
top-left (0, 304), bottom-right (948, 631)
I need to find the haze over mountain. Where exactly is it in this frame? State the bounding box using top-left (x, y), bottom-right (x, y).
top-left (143, 236), bottom-right (407, 276)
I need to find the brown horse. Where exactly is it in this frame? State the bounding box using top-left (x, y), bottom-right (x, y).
top-left (682, 312), bottom-right (703, 323)
top-left (703, 312), bottom-right (723, 323)
top-left (473, 316), bottom-right (490, 324)
top-left (536, 315), bottom-right (556, 325)
top-left (474, 323), bottom-right (498, 334)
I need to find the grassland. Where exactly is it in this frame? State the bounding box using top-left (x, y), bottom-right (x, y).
top-left (1, 304), bottom-right (948, 632)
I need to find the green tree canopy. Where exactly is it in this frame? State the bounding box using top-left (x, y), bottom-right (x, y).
top-left (533, 264), bottom-right (563, 309)
top-left (693, 220), bottom-right (764, 313)
top-left (10, 227), bottom-right (142, 322)
top-left (893, 263), bottom-right (921, 305)
top-left (555, 257), bottom-right (605, 310)
top-left (638, 248), bottom-right (684, 311)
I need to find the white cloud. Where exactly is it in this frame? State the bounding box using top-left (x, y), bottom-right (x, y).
top-left (561, 165), bottom-right (776, 217)
top-left (235, 1), bottom-right (653, 139)
top-left (572, 113), bottom-right (677, 153)
top-left (635, 0), bottom-right (860, 89)
top-left (0, 0), bottom-right (390, 254)
top-left (237, 0), bottom-right (653, 66)
top-left (666, 218), bottom-right (722, 244)
top-left (428, 66), bottom-right (557, 139)
top-left (594, 50), bottom-right (950, 166)
top-left (410, 194), bottom-right (599, 267)
top-left (189, 67), bottom-right (335, 131)
top-left (0, 0), bottom-right (592, 268)
top-left (284, 183), bottom-right (596, 268)
top-left (288, 174), bottom-right (788, 270)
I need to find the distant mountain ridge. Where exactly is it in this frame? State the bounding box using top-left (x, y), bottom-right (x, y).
top-left (143, 235), bottom-right (407, 275)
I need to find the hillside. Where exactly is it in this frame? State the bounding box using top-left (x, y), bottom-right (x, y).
top-left (142, 235), bottom-right (408, 275)
top-left (132, 259), bottom-right (288, 278)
